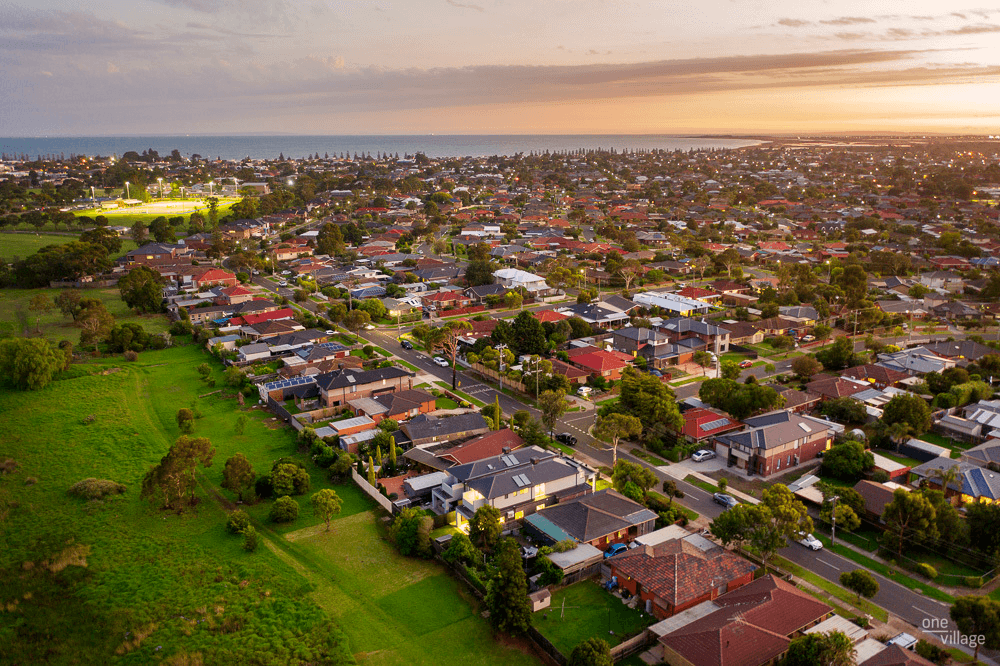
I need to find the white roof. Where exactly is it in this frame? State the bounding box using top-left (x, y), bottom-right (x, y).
top-left (546, 543), bottom-right (602, 570)
top-left (492, 267), bottom-right (546, 283)
top-left (634, 525), bottom-right (691, 547)
top-left (804, 614), bottom-right (869, 643)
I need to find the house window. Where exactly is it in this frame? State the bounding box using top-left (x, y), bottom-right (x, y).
top-left (514, 510), bottom-right (524, 520)
top-left (775, 458), bottom-right (781, 471)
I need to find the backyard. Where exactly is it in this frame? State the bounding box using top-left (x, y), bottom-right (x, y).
top-left (532, 580), bottom-right (654, 657)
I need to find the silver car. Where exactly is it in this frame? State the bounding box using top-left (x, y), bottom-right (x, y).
top-left (692, 449), bottom-right (716, 462)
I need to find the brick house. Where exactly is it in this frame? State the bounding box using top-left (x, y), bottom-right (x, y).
top-left (604, 532), bottom-right (757, 620)
top-left (315, 366), bottom-right (414, 408)
top-left (713, 412), bottom-right (837, 477)
top-left (192, 268), bottom-right (238, 289)
top-left (347, 389), bottom-right (436, 424)
top-left (567, 349), bottom-right (632, 381)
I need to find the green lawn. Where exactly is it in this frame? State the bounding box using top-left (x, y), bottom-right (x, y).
top-left (433, 381), bottom-right (486, 408)
top-left (648, 491), bottom-right (699, 521)
top-left (532, 580), bottom-right (654, 656)
top-left (684, 474), bottom-right (724, 495)
top-left (435, 397), bottom-right (460, 410)
top-left (871, 450), bottom-right (924, 468)
top-left (0, 343), bottom-right (532, 665)
top-left (630, 449), bottom-right (668, 466)
top-left (0, 233), bottom-right (138, 261)
top-left (0, 286), bottom-right (170, 345)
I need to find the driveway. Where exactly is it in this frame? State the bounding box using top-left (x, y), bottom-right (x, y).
top-left (665, 453), bottom-right (727, 478)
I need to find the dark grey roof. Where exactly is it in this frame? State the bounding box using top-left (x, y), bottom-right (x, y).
top-left (448, 445), bottom-right (554, 482)
top-left (614, 327), bottom-right (668, 343)
top-left (400, 412), bottom-right (490, 442)
top-left (536, 489), bottom-right (657, 542)
top-left (466, 457), bottom-right (582, 500)
top-left (658, 317), bottom-right (731, 336)
top-left (923, 339), bottom-right (995, 362)
top-left (315, 365), bottom-right (413, 391)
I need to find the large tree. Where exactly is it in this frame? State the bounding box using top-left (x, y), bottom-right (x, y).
top-left (538, 389), bottom-right (569, 438)
top-left (486, 538), bottom-right (531, 636)
top-left (426, 320), bottom-right (473, 389)
top-left (221, 453), bottom-right (256, 502)
top-left (469, 504), bottom-right (502, 552)
top-left (0, 338), bottom-right (65, 390)
top-left (839, 569), bottom-right (879, 604)
top-left (783, 630), bottom-right (855, 666)
top-left (882, 393), bottom-right (932, 436)
top-left (951, 596), bottom-right (1000, 661)
top-left (140, 436), bottom-right (215, 510)
top-left (593, 413), bottom-right (642, 468)
top-left (569, 638), bottom-right (613, 666)
top-left (118, 265), bottom-right (165, 313)
top-left (880, 488), bottom-right (937, 560)
top-left (820, 440), bottom-right (874, 482)
top-left (342, 308), bottom-right (371, 334)
top-left (617, 368), bottom-right (683, 432)
top-left (510, 310), bottom-right (547, 356)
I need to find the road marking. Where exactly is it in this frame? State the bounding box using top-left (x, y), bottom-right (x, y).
top-left (816, 558), bottom-right (841, 571)
top-left (914, 607), bottom-right (938, 617)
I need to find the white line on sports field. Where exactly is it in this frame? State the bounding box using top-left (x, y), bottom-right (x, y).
top-left (816, 558), bottom-right (841, 571)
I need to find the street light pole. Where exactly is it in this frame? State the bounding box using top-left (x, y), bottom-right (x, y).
top-left (495, 343), bottom-right (508, 393)
top-left (158, 177), bottom-right (163, 198)
top-left (830, 495), bottom-right (839, 546)
top-left (124, 181), bottom-right (130, 200)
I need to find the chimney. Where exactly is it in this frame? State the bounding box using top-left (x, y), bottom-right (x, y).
top-left (530, 457), bottom-right (539, 465)
top-left (502, 446), bottom-right (511, 454)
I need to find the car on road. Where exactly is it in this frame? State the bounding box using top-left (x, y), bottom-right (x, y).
top-left (278, 279), bottom-right (288, 287)
top-left (797, 532), bottom-right (823, 551)
top-left (604, 543), bottom-right (629, 559)
top-left (400, 339), bottom-right (413, 350)
top-left (365, 324), bottom-right (376, 330)
top-left (555, 432), bottom-right (577, 446)
top-left (738, 360), bottom-right (753, 369)
top-left (433, 356), bottom-right (450, 367)
top-left (281, 270), bottom-right (292, 275)
top-left (713, 493), bottom-right (739, 509)
top-left (691, 449), bottom-right (716, 462)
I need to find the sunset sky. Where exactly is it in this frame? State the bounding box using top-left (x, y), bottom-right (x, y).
top-left (3, 0), bottom-right (1000, 135)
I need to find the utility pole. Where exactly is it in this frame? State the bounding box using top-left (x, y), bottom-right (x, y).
top-left (495, 343), bottom-right (508, 394)
top-left (830, 495), bottom-right (839, 546)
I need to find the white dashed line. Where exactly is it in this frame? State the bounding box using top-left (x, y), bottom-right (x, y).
top-left (816, 558), bottom-right (841, 571)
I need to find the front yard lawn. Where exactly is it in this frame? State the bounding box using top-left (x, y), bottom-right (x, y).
top-left (532, 580), bottom-right (654, 656)
top-left (435, 397), bottom-right (460, 410)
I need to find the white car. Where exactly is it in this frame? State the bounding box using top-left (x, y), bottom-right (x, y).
top-left (576, 386), bottom-right (593, 398)
top-left (281, 270), bottom-right (292, 275)
top-left (433, 357), bottom-right (450, 367)
top-left (797, 533), bottom-right (823, 551)
top-left (325, 330), bottom-right (336, 335)
top-left (365, 324), bottom-right (376, 330)
top-left (691, 449), bottom-right (716, 462)
top-left (801, 335), bottom-right (815, 342)
top-left (278, 280), bottom-right (288, 287)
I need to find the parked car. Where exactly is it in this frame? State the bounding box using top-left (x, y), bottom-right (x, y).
top-left (365, 324), bottom-right (376, 330)
top-left (713, 493), bottom-right (738, 509)
top-left (576, 386), bottom-right (593, 398)
top-left (738, 360), bottom-right (753, 369)
top-left (325, 330), bottom-right (336, 336)
top-left (281, 270), bottom-right (292, 275)
top-left (649, 369), bottom-right (663, 377)
top-left (604, 543), bottom-right (629, 559)
top-left (555, 432), bottom-right (577, 446)
top-left (433, 356), bottom-right (450, 367)
top-left (691, 449), bottom-right (716, 462)
top-left (797, 532), bottom-right (823, 551)
top-left (401, 339), bottom-right (413, 350)
top-left (801, 335), bottom-right (816, 342)
top-left (278, 280), bottom-right (288, 287)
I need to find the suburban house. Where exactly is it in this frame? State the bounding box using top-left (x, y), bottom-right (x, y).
top-left (192, 268), bottom-right (238, 289)
top-left (347, 389), bottom-right (437, 424)
top-left (396, 413), bottom-right (491, 447)
top-left (656, 317), bottom-right (731, 355)
top-left (315, 366), bottom-right (415, 408)
top-left (919, 270), bottom-right (965, 292)
top-left (558, 301), bottom-right (632, 328)
top-left (678, 408), bottom-right (743, 444)
top-left (523, 489), bottom-right (657, 550)
top-left (403, 428), bottom-right (524, 472)
top-left (492, 267), bottom-right (554, 296)
top-left (237, 342), bottom-right (271, 363)
top-left (877, 347), bottom-right (956, 376)
top-left (803, 375), bottom-right (871, 402)
top-left (429, 445), bottom-right (597, 528)
top-left (853, 480), bottom-right (910, 523)
top-left (603, 529), bottom-right (758, 620)
top-left (713, 412), bottom-right (838, 477)
top-left (567, 347), bottom-right (633, 381)
top-left (632, 291), bottom-right (713, 316)
top-left (909, 458), bottom-right (1000, 504)
top-left (655, 574), bottom-right (833, 666)
top-left (839, 364), bottom-right (910, 390)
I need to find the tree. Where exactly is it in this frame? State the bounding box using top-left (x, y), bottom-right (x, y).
top-left (616, 368), bottom-right (683, 432)
top-left (79, 226), bottom-right (122, 255)
top-left (176, 407), bottom-right (195, 434)
top-left (966, 501), bottom-right (1000, 559)
top-left (310, 489), bottom-right (343, 532)
top-left (820, 440), bottom-right (874, 482)
top-left (316, 223), bottom-right (345, 256)
top-left (242, 525), bottom-right (259, 552)
top-left (593, 413), bottom-right (642, 468)
top-left (130, 220), bottom-right (147, 245)
top-left (469, 504), bottom-right (502, 552)
top-left (172, 435), bottom-right (215, 503)
top-left (791, 355), bottom-right (822, 379)
top-left (819, 397), bottom-right (867, 424)
top-left (271, 462), bottom-right (311, 496)
top-left (822, 502), bottom-right (861, 534)
top-left (950, 596), bottom-right (1000, 661)
top-left (269, 495), bottom-right (299, 523)
top-left (465, 259), bottom-right (495, 287)
top-left (426, 320), bottom-right (473, 389)
top-left (486, 538), bottom-right (531, 635)
top-left (928, 465), bottom-right (961, 503)
top-left (612, 461), bottom-right (657, 494)
top-left (538, 389), bottom-right (569, 438)
top-left (698, 378), bottom-right (784, 420)
top-left (106, 322), bottom-right (151, 352)
top-left (882, 393), bottom-right (932, 436)
top-left (693, 351), bottom-right (714, 376)
top-left (343, 308), bottom-right (371, 334)
top-left (149, 216), bottom-right (175, 243)
top-left (510, 310), bottom-right (547, 356)
top-left (390, 507), bottom-right (433, 557)
top-left (28, 293), bottom-right (52, 331)
top-left (0, 338), bottom-right (64, 390)
top-left (839, 569), bottom-right (879, 604)
top-left (783, 630), bottom-right (855, 666)
top-left (221, 453), bottom-right (256, 502)
top-left (886, 421), bottom-right (912, 452)
top-left (140, 435), bottom-right (214, 510)
top-left (881, 488), bottom-right (937, 560)
top-left (442, 532), bottom-right (478, 566)
top-left (569, 638), bottom-right (613, 666)
top-left (815, 336), bottom-right (857, 371)
top-left (76, 298), bottom-right (115, 345)
top-left (709, 504), bottom-right (756, 550)
top-left (720, 360), bottom-right (741, 380)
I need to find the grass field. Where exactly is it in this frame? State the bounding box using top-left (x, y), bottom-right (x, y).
top-left (532, 580), bottom-right (653, 656)
top-left (0, 233), bottom-right (138, 261)
top-left (0, 344), bottom-right (533, 665)
top-left (0, 286), bottom-right (169, 344)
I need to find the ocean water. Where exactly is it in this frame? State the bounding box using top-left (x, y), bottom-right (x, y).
top-left (0, 135), bottom-right (761, 161)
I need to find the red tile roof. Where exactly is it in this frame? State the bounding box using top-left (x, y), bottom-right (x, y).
top-left (682, 408), bottom-right (742, 440)
top-left (439, 429), bottom-right (524, 465)
top-left (570, 350), bottom-right (631, 373)
top-left (532, 309), bottom-right (569, 323)
top-left (228, 307), bottom-right (296, 326)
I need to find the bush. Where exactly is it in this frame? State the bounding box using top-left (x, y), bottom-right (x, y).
top-left (915, 563), bottom-right (938, 579)
top-left (915, 639), bottom-right (948, 664)
top-left (964, 575), bottom-right (984, 588)
top-left (870, 470), bottom-right (890, 483)
top-left (853, 616), bottom-right (870, 629)
top-left (67, 478), bottom-right (126, 500)
top-left (226, 509), bottom-right (251, 535)
top-left (242, 526), bottom-right (259, 552)
top-left (269, 496), bottom-right (299, 523)
top-left (123, 350), bottom-right (138, 362)
top-left (255, 475), bottom-right (274, 500)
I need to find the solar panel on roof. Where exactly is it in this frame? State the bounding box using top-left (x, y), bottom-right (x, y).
top-left (698, 418), bottom-right (731, 432)
top-left (512, 476), bottom-right (525, 487)
top-left (508, 454), bottom-right (519, 465)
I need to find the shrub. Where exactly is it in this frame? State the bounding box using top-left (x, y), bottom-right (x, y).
top-left (226, 510), bottom-right (251, 535)
top-left (242, 526), bottom-right (259, 552)
top-left (268, 496), bottom-right (299, 523)
top-left (915, 640), bottom-right (948, 664)
top-left (915, 563), bottom-right (938, 579)
top-left (552, 539), bottom-right (577, 553)
top-left (870, 470), bottom-right (890, 483)
top-left (717, 477), bottom-right (728, 492)
top-left (254, 475), bottom-right (274, 500)
top-left (123, 350), bottom-right (138, 362)
top-left (853, 616), bottom-right (870, 629)
top-left (68, 478), bottom-right (126, 500)
top-left (964, 575), bottom-right (984, 588)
